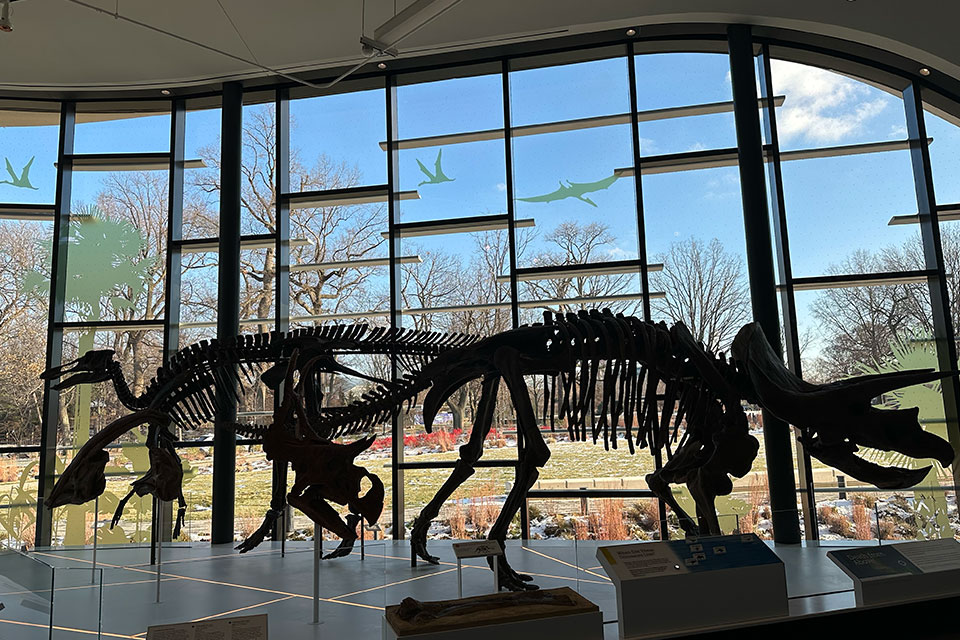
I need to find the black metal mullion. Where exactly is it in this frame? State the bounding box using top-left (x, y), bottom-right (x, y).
top-left (152, 98), bottom-right (186, 548)
top-left (501, 58), bottom-right (530, 539)
top-left (211, 82), bottom-right (243, 545)
top-left (728, 24), bottom-right (801, 544)
top-left (626, 41), bottom-right (667, 539)
top-left (271, 87), bottom-right (291, 542)
top-left (385, 75), bottom-right (405, 542)
top-left (903, 82), bottom-right (960, 485)
top-left (36, 102), bottom-right (75, 548)
top-left (757, 45), bottom-right (818, 541)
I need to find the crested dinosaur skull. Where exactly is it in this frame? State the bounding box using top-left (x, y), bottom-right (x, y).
top-left (41, 350), bottom-right (116, 390)
top-left (732, 322), bottom-right (955, 489)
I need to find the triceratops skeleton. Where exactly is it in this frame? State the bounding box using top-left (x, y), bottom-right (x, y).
top-left (312, 309), bottom-right (954, 591)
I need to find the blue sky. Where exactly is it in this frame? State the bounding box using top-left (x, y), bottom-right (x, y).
top-left (2, 52), bottom-right (960, 351)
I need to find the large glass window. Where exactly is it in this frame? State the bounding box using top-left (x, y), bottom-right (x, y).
top-left (9, 33), bottom-right (960, 551)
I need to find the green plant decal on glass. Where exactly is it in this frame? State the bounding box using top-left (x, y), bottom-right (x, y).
top-left (416, 149), bottom-right (455, 186)
top-left (858, 334), bottom-right (951, 540)
top-left (0, 156), bottom-right (38, 190)
top-left (517, 171), bottom-right (620, 207)
top-left (23, 208), bottom-right (165, 546)
top-left (0, 461), bottom-right (38, 545)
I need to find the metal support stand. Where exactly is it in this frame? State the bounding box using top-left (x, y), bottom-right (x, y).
top-left (155, 501), bottom-right (164, 603)
top-left (91, 496), bottom-right (98, 584)
top-left (280, 509), bottom-right (286, 558)
top-left (312, 528), bottom-right (321, 624)
top-left (360, 516), bottom-right (365, 560)
top-left (455, 555), bottom-right (499, 598)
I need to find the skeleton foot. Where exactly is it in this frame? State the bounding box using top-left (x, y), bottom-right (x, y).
top-left (410, 517), bottom-right (440, 565)
top-left (492, 554), bottom-right (538, 592)
top-left (235, 509), bottom-right (282, 553)
top-left (322, 514), bottom-right (360, 560)
top-left (173, 506), bottom-right (186, 539)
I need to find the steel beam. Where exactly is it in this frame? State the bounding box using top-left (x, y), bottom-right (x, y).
top-left (212, 83), bottom-right (243, 544)
top-left (728, 24), bottom-right (801, 544)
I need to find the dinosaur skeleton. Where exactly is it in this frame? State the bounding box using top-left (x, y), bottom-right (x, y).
top-left (42, 324), bottom-right (478, 542)
top-left (312, 309), bottom-right (955, 591)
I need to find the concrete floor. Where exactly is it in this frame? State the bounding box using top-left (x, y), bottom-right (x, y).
top-left (0, 538), bottom-right (871, 639)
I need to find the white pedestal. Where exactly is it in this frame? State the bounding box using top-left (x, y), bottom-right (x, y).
top-left (828, 538), bottom-right (960, 607)
top-left (382, 609), bottom-right (602, 640)
top-left (597, 534), bottom-right (788, 639)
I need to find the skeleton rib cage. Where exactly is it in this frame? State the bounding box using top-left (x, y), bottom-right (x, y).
top-left (80, 323), bottom-right (480, 439)
top-left (316, 309), bottom-right (745, 454)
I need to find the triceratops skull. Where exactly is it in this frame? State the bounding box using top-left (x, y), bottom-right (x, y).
top-left (732, 322), bottom-right (955, 489)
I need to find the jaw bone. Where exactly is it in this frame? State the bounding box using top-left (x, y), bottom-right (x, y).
top-left (731, 322), bottom-right (955, 489)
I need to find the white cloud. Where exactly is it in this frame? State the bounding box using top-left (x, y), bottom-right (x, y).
top-left (688, 141), bottom-right (708, 152)
top-left (889, 124), bottom-right (908, 138)
top-left (771, 60), bottom-right (888, 145)
top-left (639, 137), bottom-right (658, 155)
top-left (496, 182), bottom-right (507, 192)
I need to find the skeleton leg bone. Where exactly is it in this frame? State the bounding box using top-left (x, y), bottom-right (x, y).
top-left (486, 347), bottom-right (551, 591)
top-left (288, 486), bottom-right (359, 560)
top-left (410, 375), bottom-right (499, 564)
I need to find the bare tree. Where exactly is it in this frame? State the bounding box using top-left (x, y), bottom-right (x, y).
top-left (651, 236), bottom-right (750, 353)
top-left (522, 221), bottom-right (640, 317)
top-left (807, 227), bottom-right (960, 380)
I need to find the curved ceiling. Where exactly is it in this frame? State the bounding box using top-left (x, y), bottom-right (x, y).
top-left (1, 0), bottom-right (957, 93)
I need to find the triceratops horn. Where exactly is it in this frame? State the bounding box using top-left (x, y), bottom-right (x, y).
top-left (835, 369), bottom-right (955, 403)
top-left (806, 441), bottom-right (932, 490)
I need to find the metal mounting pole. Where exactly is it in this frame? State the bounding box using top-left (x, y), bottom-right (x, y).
top-left (91, 496), bottom-right (98, 583)
top-left (155, 501), bottom-right (164, 603)
top-left (313, 528), bottom-right (321, 624)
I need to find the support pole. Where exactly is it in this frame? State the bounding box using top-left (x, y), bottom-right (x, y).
top-left (727, 24), bottom-right (800, 544)
top-left (212, 82), bottom-right (243, 544)
top-left (36, 103), bottom-right (76, 548)
top-left (385, 75), bottom-right (405, 542)
top-left (271, 87), bottom-right (291, 544)
top-left (902, 82), bottom-right (960, 484)
top-left (313, 529), bottom-right (321, 624)
top-left (91, 496), bottom-right (98, 584)
top-left (156, 501), bottom-right (164, 603)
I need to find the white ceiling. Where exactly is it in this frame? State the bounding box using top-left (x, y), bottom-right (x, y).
top-left (1, 0), bottom-right (958, 93)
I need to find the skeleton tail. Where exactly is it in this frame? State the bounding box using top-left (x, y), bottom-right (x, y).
top-left (313, 373), bottom-right (433, 439)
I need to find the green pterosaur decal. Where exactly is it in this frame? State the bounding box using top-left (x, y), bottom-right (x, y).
top-left (416, 149), bottom-right (455, 186)
top-left (518, 171), bottom-right (620, 207)
top-left (0, 156), bottom-right (38, 190)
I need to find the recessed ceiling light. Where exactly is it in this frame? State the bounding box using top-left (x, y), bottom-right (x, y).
top-left (160, 89), bottom-right (171, 95)
top-left (626, 28), bottom-right (637, 36)
top-left (919, 67), bottom-right (931, 76)
top-left (378, 62), bottom-right (387, 70)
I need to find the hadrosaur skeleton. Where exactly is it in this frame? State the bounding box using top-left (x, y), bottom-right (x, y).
top-left (42, 325), bottom-right (477, 546)
top-left (312, 309), bottom-right (955, 590)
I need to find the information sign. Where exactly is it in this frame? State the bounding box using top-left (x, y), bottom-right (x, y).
top-left (146, 613), bottom-right (267, 640)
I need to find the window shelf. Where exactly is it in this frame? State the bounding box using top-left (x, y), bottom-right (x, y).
top-left (384, 214), bottom-right (535, 239)
top-left (58, 319), bottom-right (165, 332)
top-left (379, 96), bottom-right (785, 150)
top-left (779, 270), bottom-right (938, 291)
top-left (888, 203), bottom-right (960, 226)
top-left (495, 259), bottom-right (662, 283)
top-left (176, 234), bottom-right (311, 253)
top-left (0, 203), bottom-right (56, 221)
top-left (616, 138), bottom-right (930, 177)
top-left (291, 255), bottom-right (422, 272)
top-left (283, 185), bottom-right (419, 208)
top-left (62, 153), bottom-right (205, 171)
